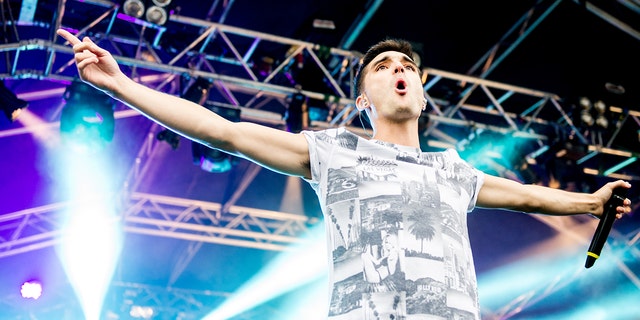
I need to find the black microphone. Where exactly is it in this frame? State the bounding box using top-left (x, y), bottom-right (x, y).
top-left (585, 187), bottom-right (627, 268)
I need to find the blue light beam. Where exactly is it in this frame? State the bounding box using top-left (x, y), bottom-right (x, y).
top-left (203, 223), bottom-right (328, 320)
top-left (478, 241), bottom-right (639, 319)
top-left (55, 150), bottom-right (123, 320)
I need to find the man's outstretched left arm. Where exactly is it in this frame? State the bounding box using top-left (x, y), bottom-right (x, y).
top-left (476, 175), bottom-right (632, 218)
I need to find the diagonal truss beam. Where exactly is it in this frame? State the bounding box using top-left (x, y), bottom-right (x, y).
top-left (466, 0), bottom-right (563, 79)
top-left (572, 0), bottom-right (640, 41)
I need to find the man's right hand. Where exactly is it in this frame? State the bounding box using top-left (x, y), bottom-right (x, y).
top-left (56, 29), bottom-right (125, 95)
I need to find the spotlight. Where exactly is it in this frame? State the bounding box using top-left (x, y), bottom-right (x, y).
top-left (578, 96), bottom-right (594, 127)
top-left (593, 100), bottom-right (608, 129)
top-left (152, 0), bottom-right (171, 6)
top-left (578, 96), bottom-right (591, 109)
top-left (60, 81), bottom-right (115, 153)
top-left (122, 0), bottom-right (173, 25)
top-left (192, 103), bottom-right (241, 173)
top-left (145, 0), bottom-right (173, 26)
top-left (20, 280), bottom-right (42, 300)
top-left (182, 77), bottom-right (212, 105)
top-left (145, 5), bottom-right (168, 25)
top-left (605, 82), bottom-right (625, 95)
top-left (254, 56), bottom-right (275, 77)
top-left (0, 80), bottom-right (29, 122)
top-left (284, 86), bottom-right (309, 133)
top-left (193, 144), bottom-right (235, 173)
top-left (123, 0), bottom-right (145, 18)
top-left (156, 129), bottom-right (180, 149)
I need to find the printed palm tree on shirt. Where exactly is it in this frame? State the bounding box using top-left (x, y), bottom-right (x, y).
top-left (327, 207), bottom-right (347, 249)
top-left (407, 209), bottom-right (436, 253)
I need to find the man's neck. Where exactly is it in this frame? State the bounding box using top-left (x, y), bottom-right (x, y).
top-left (371, 120), bottom-right (421, 148)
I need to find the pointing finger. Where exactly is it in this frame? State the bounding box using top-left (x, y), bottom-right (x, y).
top-left (56, 29), bottom-right (81, 46)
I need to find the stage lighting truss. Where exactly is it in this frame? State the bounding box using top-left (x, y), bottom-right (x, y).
top-left (0, 0), bottom-right (636, 191)
top-left (0, 0), bottom-right (636, 187)
top-left (0, 192), bottom-right (317, 258)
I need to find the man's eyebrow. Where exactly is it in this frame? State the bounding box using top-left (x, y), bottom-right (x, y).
top-left (370, 53), bottom-right (416, 68)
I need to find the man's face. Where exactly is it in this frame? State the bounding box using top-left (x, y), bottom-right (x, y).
top-left (360, 51), bottom-right (425, 122)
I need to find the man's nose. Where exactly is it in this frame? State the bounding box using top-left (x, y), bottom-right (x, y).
top-left (393, 62), bottom-right (404, 73)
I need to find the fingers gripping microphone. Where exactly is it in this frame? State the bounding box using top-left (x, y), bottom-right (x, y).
top-left (585, 187), bottom-right (627, 268)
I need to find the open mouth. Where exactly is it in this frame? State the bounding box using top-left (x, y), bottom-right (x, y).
top-left (395, 79), bottom-right (407, 93)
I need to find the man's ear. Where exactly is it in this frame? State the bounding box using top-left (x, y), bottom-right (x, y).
top-left (355, 95), bottom-right (369, 111)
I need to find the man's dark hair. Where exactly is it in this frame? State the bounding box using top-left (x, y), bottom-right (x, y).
top-left (354, 38), bottom-right (420, 96)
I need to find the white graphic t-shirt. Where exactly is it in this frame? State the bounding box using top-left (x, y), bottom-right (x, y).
top-left (303, 128), bottom-right (485, 320)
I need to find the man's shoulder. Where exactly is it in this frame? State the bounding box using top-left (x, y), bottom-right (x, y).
top-left (304, 127), bottom-right (358, 138)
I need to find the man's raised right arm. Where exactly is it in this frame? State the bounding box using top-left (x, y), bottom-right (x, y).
top-left (56, 29), bottom-right (311, 179)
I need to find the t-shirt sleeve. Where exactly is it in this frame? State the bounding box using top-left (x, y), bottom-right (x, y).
top-left (301, 130), bottom-right (321, 188)
top-left (469, 168), bottom-right (485, 212)
top-left (447, 149), bottom-right (485, 212)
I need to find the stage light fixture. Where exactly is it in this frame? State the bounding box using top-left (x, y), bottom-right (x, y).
top-left (60, 81), bottom-right (115, 153)
top-left (193, 143), bottom-right (235, 173)
top-left (578, 96), bottom-right (594, 127)
top-left (145, 0), bottom-right (173, 26)
top-left (122, 0), bottom-right (173, 25)
top-left (284, 87), bottom-right (309, 133)
top-left (593, 100), bottom-right (608, 129)
top-left (152, 0), bottom-right (171, 6)
top-left (123, 0), bottom-right (145, 18)
top-left (0, 80), bottom-right (29, 122)
top-left (156, 128), bottom-right (180, 149)
top-left (145, 5), bottom-right (168, 25)
top-left (20, 280), bottom-right (42, 300)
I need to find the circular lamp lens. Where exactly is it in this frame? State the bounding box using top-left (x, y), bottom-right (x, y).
top-left (123, 0), bottom-right (145, 18)
top-left (146, 6), bottom-right (168, 25)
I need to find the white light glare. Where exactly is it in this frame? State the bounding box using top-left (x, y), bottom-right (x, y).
top-left (20, 281), bottom-right (43, 300)
top-left (56, 152), bottom-right (123, 320)
top-left (130, 306), bottom-right (154, 319)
